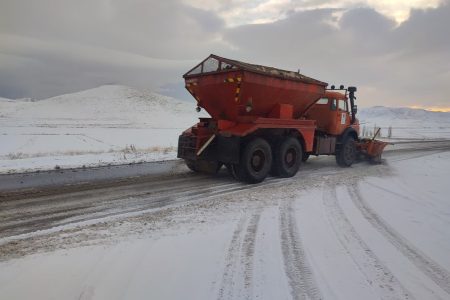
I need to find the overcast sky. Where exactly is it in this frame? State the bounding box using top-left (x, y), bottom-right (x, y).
top-left (0, 0), bottom-right (449, 109)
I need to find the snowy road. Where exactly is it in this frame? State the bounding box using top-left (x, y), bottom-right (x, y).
top-left (1, 144), bottom-right (450, 299)
top-left (0, 159), bottom-right (352, 240)
top-left (2, 141), bottom-right (449, 240)
top-left (1, 139), bottom-right (449, 192)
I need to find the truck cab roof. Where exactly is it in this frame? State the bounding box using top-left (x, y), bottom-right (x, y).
top-left (324, 91), bottom-right (347, 100)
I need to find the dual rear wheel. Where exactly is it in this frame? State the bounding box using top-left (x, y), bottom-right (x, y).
top-left (230, 137), bottom-right (303, 184)
top-left (187, 135), bottom-right (358, 182)
top-left (271, 137), bottom-right (303, 178)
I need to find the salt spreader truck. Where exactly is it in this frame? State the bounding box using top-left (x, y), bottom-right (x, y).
top-left (178, 54), bottom-right (387, 183)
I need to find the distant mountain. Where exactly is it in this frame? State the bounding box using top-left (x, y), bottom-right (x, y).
top-left (14, 98), bottom-right (38, 102)
top-left (359, 106), bottom-right (450, 123)
top-left (0, 97), bottom-right (37, 102)
top-left (4, 88), bottom-right (448, 130)
top-left (357, 106), bottom-right (450, 139)
top-left (0, 97), bottom-right (13, 102)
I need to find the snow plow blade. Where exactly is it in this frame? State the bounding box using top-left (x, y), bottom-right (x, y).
top-left (357, 139), bottom-right (391, 164)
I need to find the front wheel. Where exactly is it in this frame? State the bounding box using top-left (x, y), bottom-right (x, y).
top-left (234, 138), bottom-right (272, 183)
top-left (336, 136), bottom-right (356, 167)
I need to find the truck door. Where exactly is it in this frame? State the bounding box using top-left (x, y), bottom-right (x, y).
top-left (336, 98), bottom-right (350, 134)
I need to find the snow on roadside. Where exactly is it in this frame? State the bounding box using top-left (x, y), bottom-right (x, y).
top-left (0, 148), bottom-right (178, 174)
top-left (0, 85), bottom-right (205, 173)
top-left (358, 106), bottom-right (450, 139)
top-left (0, 225), bottom-right (234, 300)
top-left (2, 85), bottom-right (449, 174)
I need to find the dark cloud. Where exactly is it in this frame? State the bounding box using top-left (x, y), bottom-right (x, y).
top-left (0, 0), bottom-right (226, 99)
top-left (223, 3), bottom-right (450, 107)
top-left (0, 0), bottom-right (449, 108)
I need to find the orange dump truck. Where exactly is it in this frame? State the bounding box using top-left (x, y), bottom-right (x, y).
top-left (178, 54), bottom-right (387, 183)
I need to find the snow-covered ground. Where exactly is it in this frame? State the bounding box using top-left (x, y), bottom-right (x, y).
top-left (1, 149), bottom-right (449, 299)
top-left (359, 106), bottom-right (450, 139)
top-left (1, 85), bottom-right (450, 299)
top-left (0, 85), bottom-right (205, 173)
top-left (1, 85), bottom-right (449, 174)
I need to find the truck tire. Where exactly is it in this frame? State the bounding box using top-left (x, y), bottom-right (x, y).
top-left (235, 138), bottom-right (272, 183)
top-left (227, 163), bottom-right (244, 181)
top-left (272, 137), bottom-right (302, 178)
top-left (185, 159), bottom-right (221, 174)
top-left (185, 159), bottom-right (199, 172)
top-left (336, 136), bottom-right (356, 167)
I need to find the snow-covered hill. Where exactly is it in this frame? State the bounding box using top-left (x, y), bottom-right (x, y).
top-left (0, 97), bottom-right (16, 116)
top-left (358, 106), bottom-right (450, 139)
top-left (1, 87), bottom-right (449, 173)
top-left (0, 85), bottom-right (200, 128)
top-left (0, 85), bottom-right (203, 173)
top-left (359, 106), bottom-right (450, 123)
top-left (0, 96), bottom-right (13, 102)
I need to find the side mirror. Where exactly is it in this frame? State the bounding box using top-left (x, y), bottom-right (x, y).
top-left (352, 105), bottom-right (358, 115)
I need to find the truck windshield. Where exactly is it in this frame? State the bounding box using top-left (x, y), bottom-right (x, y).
top-left (338, 99), bottom-right (348, 111)
top-left (316, 98), bottom-right (328, 105)
top-left (186, 57), bottom-right (237, 76)
top-left (331, 99), bottom-right (337, 111)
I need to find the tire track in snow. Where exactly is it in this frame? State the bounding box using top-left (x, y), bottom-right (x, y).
top-left (349, 184), bottom-right (450, 296)
top-left (279, 200), bottom-right (322, 300)
top-left (388, 149), bottom-right (450, 163)
top-left (0, 181), bottom-right (268, 242)
top-left (78, 286), bottom-right (95, 300)
top-left (241, 210), bottom-right (261, 298)
top-left (323, 186), bottom-right (412, 300)
top-left (0, 181), bottom-right (242, 234)
top-left (217, 210), bottom-right (262, 300)
top-left (217, 216), bottom-right (246, 300)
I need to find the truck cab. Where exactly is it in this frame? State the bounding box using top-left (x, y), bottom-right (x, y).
top-left (306, 90), bottom-right (359, 137)
top-left (178, 55), bottom-right (387, 184)
top-left (302, 87), bottom-right (360, 167)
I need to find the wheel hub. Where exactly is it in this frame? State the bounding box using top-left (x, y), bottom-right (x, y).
top-left (285, 148), bottom-right (296, 167)
top-left (251, 150), bottom-right (265, 172)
